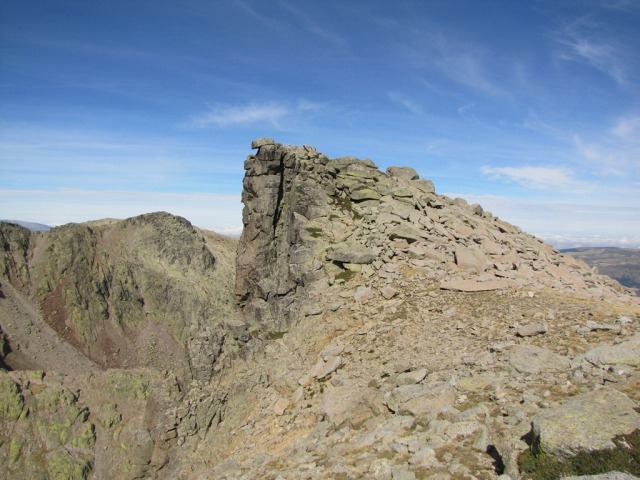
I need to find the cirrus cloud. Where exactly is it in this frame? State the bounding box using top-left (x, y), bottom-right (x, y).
top-left (188, 99), bottom-right (325, 129)
top-left (480, 165), bottom-right (577, 189)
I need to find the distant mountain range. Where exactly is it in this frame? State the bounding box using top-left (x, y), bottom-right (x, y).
top-left (0, 219), bottom-right (51, 232)
top-left (562, 247), bottom-right (640, 294)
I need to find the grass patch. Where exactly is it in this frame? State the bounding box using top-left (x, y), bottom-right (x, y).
top-left (268, 331), bottom-right (288, 340)
top-left (305, 227), bottom-right (323, 238)
top-left (331, 195), bottom-right (362, 220)
top-left (335, 269), bottom-right (357, 282)
top-left (518, 429), bottom-right (640, 480)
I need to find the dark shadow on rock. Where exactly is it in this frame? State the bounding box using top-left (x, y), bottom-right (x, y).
top-left (521, 428), bottom-right (535, 447)
top-left (487, 444), bottom-right (505, 475)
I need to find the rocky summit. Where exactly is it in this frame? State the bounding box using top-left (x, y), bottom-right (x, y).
top-left (1, 139), bottom-right (639, 479)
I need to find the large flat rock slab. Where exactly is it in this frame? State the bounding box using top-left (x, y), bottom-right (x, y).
top-left (583, 335), bottom-right (640, 367)
top-left (561, 473), bottom-right (639, 480)
top-left (509, 345), bottom-right (571, 374)
top-left (440, 279), bottom-right (509, 292)
top-left (530, 389), bottom-right (640, 458)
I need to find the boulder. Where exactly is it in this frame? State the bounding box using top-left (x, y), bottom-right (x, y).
top-left (272, 398), bottom-right (290, 416)
top-left (384, 383), bottom-right (456, 416)
top-left (583, 336), bottom-right (640, 367)
top-left (455, 246), bottom-right (488, 273)
top-left (386, 166), bottom-right (419, 181)
top-left (350, 187), bottom-right (382, 202)
top-left (320, 385), bottom-right (378, 427)
top-left (388, 224), bottom-right (422, 243)
top-left (396, 368), bottom-right (428, 386)
top-left (251, 137), bottom-right (276, 149)
top-left (314, 356), bottom-right (343, 380)
top-left (380, 285), bottom-right (399, 300)
top-left (440, 279), bottom-right (509, 292)
top-left (516, 322), bottom-right (548, 337)
top-left (509, 345), bottom-right (571, 374)
top-left (530, 389), bottom-right (640, 458)
top-left (330, 244), bottom-right (377, 264)
top-left (413, 179), bottom-right (435, 194)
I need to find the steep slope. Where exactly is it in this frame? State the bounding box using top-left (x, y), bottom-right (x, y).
top-left (0, 212), bottom-right (238, 380)
top-left (0, 214), bottom-right (239, 479)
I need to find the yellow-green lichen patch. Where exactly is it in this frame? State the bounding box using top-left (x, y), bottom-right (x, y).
top-left (106, 370), bottom-right (149, 400)
top-left (8, 438), bottom-right (22, 465)
top-left (27, 370), bottom-right (45, 381)
top-left (102, 403), bottom-right (122, 428)
top-left (71, 422), bottom-right (96, 449)
top-left (48, 451), bottom-right (92, 480)
top-left (35, 385), bottom-right (77, 411)
top-left (0, 375), bottom-right (24, 421)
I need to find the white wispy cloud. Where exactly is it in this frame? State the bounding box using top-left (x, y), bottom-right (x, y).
top-left (426, 31), bottom-right (503, 96)
top-left (551, 17), bottom-right (630, 86)
top-left (191, 102), bottom-right (291, 128)
top-left (189, 100), bottom-right (325, 129)
top-left (612, 116), bottom-right (640, 143)
top-left (394, 25), bottom-right (503, 97)
top-left (387, 92), bottom-right (423, 115)
top-left (457, 102), bottom-right (475, 115)
top-left (481, 165), bottom-right (577, 189)
top-left (573, 118), bottom-right (640, 177)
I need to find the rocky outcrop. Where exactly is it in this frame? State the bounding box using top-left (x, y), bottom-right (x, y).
top-left (0, 212), bottom-right (238, 380)
top-left (0, 222), bottom-right (32, 289)
top-left (236, 139), bottom-right (636, 334)
top-left (236, 139), bottom-right (331, 330)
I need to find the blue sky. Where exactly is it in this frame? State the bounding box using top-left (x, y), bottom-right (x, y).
top-left (1, 1), bottom-right (639, 247)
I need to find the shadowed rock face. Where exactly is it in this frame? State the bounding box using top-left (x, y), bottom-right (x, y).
top-left (236, 140), bottom-right (332, 330)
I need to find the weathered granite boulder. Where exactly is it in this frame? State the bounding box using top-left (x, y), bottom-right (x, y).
top-left (583, 336), bottom-right (640, 367)
top-left (320, 385), bottom-right (379, 427)
top-left (455, 246), bottom-right (489, 273)
top-left (386, 166), bottom-right (419, 181)
top-left (509, 345), bottom-right (571, 374)
top-left (330, 244), bottom-right (377, 264)
top-left (530, 389), bottom-right (640, 458)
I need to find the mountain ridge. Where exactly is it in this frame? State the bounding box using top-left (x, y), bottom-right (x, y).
top-left (0, 139), bottom-right (639, 479)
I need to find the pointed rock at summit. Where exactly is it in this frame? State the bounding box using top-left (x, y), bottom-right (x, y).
top-left (251, 137), bottom-right (275, 149)
top-left (386, 166), bottom-right (419, 181)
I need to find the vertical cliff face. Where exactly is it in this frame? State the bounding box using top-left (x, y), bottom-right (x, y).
top-left (235, 138), bottom-right (331, 330)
